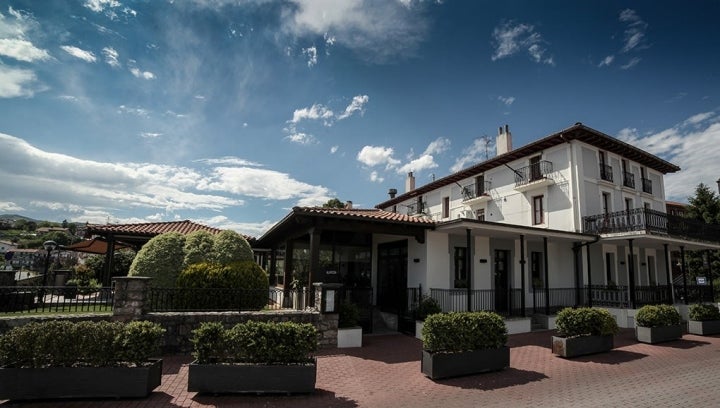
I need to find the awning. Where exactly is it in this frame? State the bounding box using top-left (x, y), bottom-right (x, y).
top-left (62, 238), bottom-right (132, 255)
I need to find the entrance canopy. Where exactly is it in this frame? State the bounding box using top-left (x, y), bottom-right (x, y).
top-left (435, 218), bottom-right (598, 243)
top-left (62, 237), bottom-right (131, 254)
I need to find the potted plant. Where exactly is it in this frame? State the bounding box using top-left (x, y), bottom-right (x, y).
top-left (552, 307), bottom-right (619, 358)
top-left (413, 295), bottom-right (442, 340)
top-left (187, 320), bottom-right (318, 394)
top-left (0, 320), bottom-right (165, 400)
top-left (687, 303), bottom-right (720, 335)
top-left (635, 304), bottom-right (683, 344)
top-left (421, 311), bottom-right (509, 380)
top-left (337, 301), bottom-right (362, 348)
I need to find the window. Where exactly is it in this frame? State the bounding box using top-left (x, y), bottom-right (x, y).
top-left (530, 156), bottom-right (542, 181)
top-left (532, 195), bottom-right (544, 225)
top-left (442, 196), bottom-right (450, 218)
top-left (647, 256), bottom-right (656, 285)
top-left (475, 175), bottom-right (486, 196)
top-left (476, 208), bottom-right (485, 221)
top-left (602, 192), bottom-right (611, 215)
top-left (416, 196), bottom-right (424, 214)
top-left (454, 247), bottom-right (468, 288)
top-left (599, 151), bottom-right (612, 182)
top-left (605, 253), bottom-right (614, 284)
top-left (531, 251), bottom-right (543, 289)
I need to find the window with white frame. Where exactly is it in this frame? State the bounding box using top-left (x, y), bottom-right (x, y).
top-left (532, 195), bottom-right (544, 225)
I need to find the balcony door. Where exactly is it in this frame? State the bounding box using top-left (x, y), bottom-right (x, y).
top-left (494, 249), bottom-right (510, 313)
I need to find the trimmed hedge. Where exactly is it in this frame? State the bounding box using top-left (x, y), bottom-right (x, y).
top-left (0, 320), bottom-right (165, 368)
top-left (191, 321), bottom-right (318, 365)
top-left (689, 303), bottom-right (720, 321)
top-left (175, 261), bottom-right (268, 310)
top-left (422, 311), bottom-right (507, 353)
top-left (635, 304), bottom-right (681, 328)
top-left (556, 307), bottom-right (619, 338)
top-left (413, 296), bottom-right (442, 321)
top-left (338, 302), bottom-right (360, 328)
top-left (128, 232), bottom-right (186, 287)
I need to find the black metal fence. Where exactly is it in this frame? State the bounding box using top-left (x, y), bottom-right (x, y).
top-left (148, 287), bottom-right (310, 312)
top-left (532, 287), bottom-right (582, 314)
top-left (429, 288), bottom-right (524, 316)
top-left (0, 286), bottom-right (113, 314)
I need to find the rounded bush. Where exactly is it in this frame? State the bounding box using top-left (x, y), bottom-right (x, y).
top-left (635, 304), bottom-right (681, 328)
top-left (689, 303), bottom-right (720, 321)
top-left (183, 230), bottom-right (216, 268)
top-left (556, 307), bottom-right (619, 338)
top-left (413, 296), bottom-right (442, 321)
top-left (212, 230), bottom-right (253, 264)
top-left (338, 301), bottom-right (360, 328)
top-left (422, 311), bottom-right (507, 353)
top-left (175, 261), bottom-right (268, 310)
top-left (128, 232), bottom-right (186, 287)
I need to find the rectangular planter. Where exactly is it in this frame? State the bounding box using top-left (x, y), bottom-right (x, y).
top-left (338, 327), bottom-right (362, 348)
top-left (635, 325), bottom-right (683, 344)
top-left (188, 360), bottom-right (317, 394)
top-left (0, 359), bottom-right (162, 400)
top-left (552, 335), bottom-right (614, 358)
top-left (421, 347), bottom-right (509, 380)
top-left (688, 320), bottom-right (720, 336)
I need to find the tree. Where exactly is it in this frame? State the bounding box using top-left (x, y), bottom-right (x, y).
top-left (183, 230), bottom-right (215, 268)
top-left (128, 232), bottom-right (186, 287)
top-left (684, 183), bottom-right (720, 281)
top-left (212, 230), bottom-right (253, 264)
top-left (322, 198), bottom-right (345, 209)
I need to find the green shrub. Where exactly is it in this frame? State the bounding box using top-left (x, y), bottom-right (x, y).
top-left (128, 232), bottom-right (186, 287)
top-left (413, 295), bottom-right (442, 321)
top-left (183, 230), bottom-right (216, 268)
top-left (689, 303), bottom-right (720, 321)
top-left (635, 304), bottom-right (681, 328)
top-left (0, 320), bottom-right (164, 368)
top-left (212, 230), bottom-right (254, 264)
top-left (191, 321), bottom-right (318, 365)
top-left (175, 261), bottom-right (268, 310)
top-left (338, 301), bottom-right (360, 328)
top-left (556, 307), bottom-right (619, 338)
top-left (422, 311), bottom-right (507, 353)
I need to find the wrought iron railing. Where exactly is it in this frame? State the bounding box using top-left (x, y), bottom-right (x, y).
top-left (583, 208), bottom-right (720, 242)
top-left (599, 164), bottom-right (613, 182)
top-left (622, 171), bottom-right (635, 188)
top-left (514, 160), bottom-right (553, 187)
top-left (148, 287), bottom-right (309, 312)
top-left (461, 181), bottom-right (492, 200)
top-left (0, 286), bottom-right (113, 314)
top-left (428, 288), bottom-right (523, 316)
top-left (674, 284), bottom-right (715, 304)
top-left (642, 177), bottom-right (652, 194)
top-left (532, 287), bottom-right (581, 314)
top-left (586, 285), bottom-right (671, 308)
top-left (406, 201), bottom-right (427, 216)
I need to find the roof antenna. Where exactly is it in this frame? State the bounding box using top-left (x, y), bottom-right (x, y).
top-left (479, 134), bottom-right (491, 161)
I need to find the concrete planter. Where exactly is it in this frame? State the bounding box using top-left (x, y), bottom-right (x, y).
top-left (0, 359), bottom-right (162, 400)
top-left (635, 325), bottom-right (683, 344)
top-left (421, 347), bottom-right (509, 380)
top-left (188, 360), bottom-right (316, 394)
top-left (688, 320), bottom-right (720, 336)
top-left (338, 326), bottom-right (362, 348)
top-left (505, 317), bottom-right (532, 334)
top-left (552, 335), bottom-right (614, 358)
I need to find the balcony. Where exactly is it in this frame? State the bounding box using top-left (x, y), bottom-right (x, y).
top-left (622, 171), bottom-right (635, 189)
top-left (582, 208), bottom-right (720, 243)
top-left (514, 160), bottom-right (554, 192)
top-left (642, 177), bottom-right (652, 194)
top-left (461, 181), bottom-right (492, 206)
top-left (599, 164), bottom-right (613, 182)
top-left (406, 202), bottom-right (428, 216)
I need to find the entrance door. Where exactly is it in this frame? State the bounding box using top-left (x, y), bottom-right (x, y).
top-left (377, 240), bottom-right (408, 314)
top-left (494, 249), bottom-right (510, 313)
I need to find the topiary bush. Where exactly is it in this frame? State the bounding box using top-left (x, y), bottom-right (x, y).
top-left (413, 295), bottom-right (442, 321)
top-left (422, 311), bottom-right (507, 353)
top-left (556, 307), bottom-right (619, 338)
top-left (0, 320), bottom-right (164, 368)
top-left (689, 303), bottom-right (720, 321)
top-left (128, 232), bottom-right (186, 287)
top-left (175, 261), bottom-right (269, 310)
top-left (635, 304), bottom-right (681, 328)
top-left (191, 321), bottom-right (318, 365)
top-left (212, 230), bottom-right (253, 264)
top-left (338, 301), bottom-right (360, 328)
top-left (183, 230), bottom-right (216, 268)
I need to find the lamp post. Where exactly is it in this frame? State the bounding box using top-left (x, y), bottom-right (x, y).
top-left (38, 240), bottom-right (57, 305)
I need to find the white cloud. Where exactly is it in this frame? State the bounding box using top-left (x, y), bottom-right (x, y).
top-left (498, 95), bottom-right (515, 106)
top-left (0, 66), bottom-right (40, 98)
top-left (357, 137), bottom-right (447, 178)
top-left (451, 136), bottom-right (495, 173)
top-left (61, 45), bottom-right (96, 62)
top-left (330, 145), bottom-right (339, 154)
top-left (357, 145), bottom-right (400, 168)
top-left (491, 21), bottom-right (554, 65)
top-left (369, 170), bottom-right (383, 183)
top-left (291, 103), bottom-right (334, 124)
top-left (423, 137), bottom-right (450, 156)
top-left (140, 132), bottom-right (162, 138)
top-left (102, 46), bottom-right (120, 67)
top-left (197, 215), bottom-right (275, 238)
top-left (619, 9), bottom-right (647, 53)
top-left (118, 105), bottom-right (150, 117)
top-left (130, 67), bottom-right (155, 79)
top-left (0, 201), bottom-right (24, 212)
top-left (84, 0), bottom-right (136, 20)
top-left (620, 57), bottom-right (641, 70)
top-left (616, 111), bottom-right (720, 202)
top-left (0, 38), bottom-right (50, 62)
top-left (598, 55), bottom-right (614, 67)
top-left (285, 132), bottom-right (317, 144)
top-left (397, 154), bottom-right (438, 174)
top-left (337, 94), bottom-right (369, 120)
top-left (195, 157), bottom-right (262, 167)
top-left (302, 46), bottom-right (317, 67)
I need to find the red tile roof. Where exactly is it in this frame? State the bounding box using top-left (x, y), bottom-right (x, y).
top-left (293, 207), bottom-right (436, 225)
top-left (86, 220), bottom-right (223, 237)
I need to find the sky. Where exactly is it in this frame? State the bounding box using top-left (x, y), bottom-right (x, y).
top-left (1, 0), bottom-right (720, 238)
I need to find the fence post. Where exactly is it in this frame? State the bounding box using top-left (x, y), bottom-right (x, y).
top-left (112, 276), bottom-right (152, 321)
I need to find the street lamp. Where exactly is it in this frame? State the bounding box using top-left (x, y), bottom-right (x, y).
top-left (38, 240), bottom-right (58, 305)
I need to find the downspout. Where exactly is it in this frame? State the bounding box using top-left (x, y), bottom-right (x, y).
top-left (681, 245), bottom-right (688, 305)
top-left (520, 235), bottom-right (526, 317)
top-left (663, 244), bottom-right (673, 304)
top-left (572, 234), bottom-right (600, 307)
top-left (466, 229), bottom-right (472, 312)
top-left (543, 237), bottom-right (550, 315)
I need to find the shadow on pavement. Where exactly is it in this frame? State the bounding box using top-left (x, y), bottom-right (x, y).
top-left (434, 368), bottom-right (548, 391)
top-left (318, 334), bottom-right (422, 365)
top-left (565, 349), bottom-right (648, 364)
top-left (192, 389), bottom-right (358, 408)
top-left (653, 338), bottom-right (710, 349)
top-left (0, 392), bottom-right (180, 408)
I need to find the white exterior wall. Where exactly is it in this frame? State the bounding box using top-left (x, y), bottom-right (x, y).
top-left (425, 231), bottom-right (449, 291)
top-left (474, 236), bottom-right (491, 289)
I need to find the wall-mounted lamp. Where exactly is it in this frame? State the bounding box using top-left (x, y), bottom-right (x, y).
top-left (619, 261), bottom-right (625, 265)
top-left (479, 259), bottom-right (488, 264)
top-left (413, 258), bottom-right (420, 263)
top-left (640, 262), bottom-right (646, 266)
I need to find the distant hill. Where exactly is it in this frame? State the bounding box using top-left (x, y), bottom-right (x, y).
top-left (0, 214), bottom-right (39, 222)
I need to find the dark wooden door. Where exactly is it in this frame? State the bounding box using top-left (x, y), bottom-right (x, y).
top-left (377, 240), bottom-right (408, 314)
top-left (494, 250), bottom-right (509, 312)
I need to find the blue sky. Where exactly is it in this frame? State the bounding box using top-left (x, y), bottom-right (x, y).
top-left (1, 0), bottom-right (719, 237)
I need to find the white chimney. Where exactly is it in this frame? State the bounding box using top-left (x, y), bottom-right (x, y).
top-left (345, 201), bottom-right (353, 209)
top-left (497, 124), bottom-right (513, 156)
top-left (405, 172), bottom-right (416, 192)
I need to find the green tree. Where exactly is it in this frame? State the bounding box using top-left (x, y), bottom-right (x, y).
top-left (40, 231), bottom-right (72, 246)
top-left (212, 230), bottom-right (253, 264)
top-left (684, 183), bottom-right (720, 281)
top-left (128, 232), bottom-right (186, 287)
top-left (183, 230), bottom-right (215, 268)
top-left (322, 198), bottom-right (345, 208)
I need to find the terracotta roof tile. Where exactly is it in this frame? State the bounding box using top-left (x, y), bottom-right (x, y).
top-left (295, 207), bottom-right (436, 225)
top-left (86, 220), bottom-right (224, 237)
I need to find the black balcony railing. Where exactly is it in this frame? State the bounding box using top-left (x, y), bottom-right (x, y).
top-left (406, 201), bottom-right (427, 216)
top-left (515, 160), bottom-right (553, 187)
top-left (583, 208), bottom-right (720, 242)
top-left (599, 164), bottom-right (613, 182)
top-left (461, 181), bottom-right (492, 200)
top-left (623, 171), bottom-right (635, 189)
top-left (642, 177), bottom-right (652, 194)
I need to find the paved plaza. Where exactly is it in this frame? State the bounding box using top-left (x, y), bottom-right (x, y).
top-left (2, 328), bottom-right (720, 408)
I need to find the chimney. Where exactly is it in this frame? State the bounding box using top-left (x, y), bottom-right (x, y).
top-left (405, 172), bottom-right (416, 193)
top-left (388, 188), bottom-right (397, 199)
top-left (496, 124), bottom-right (513, 156)
top-left (345, 201), bottom-right (353, 209)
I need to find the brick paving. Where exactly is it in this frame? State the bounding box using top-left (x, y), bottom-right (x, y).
top-left (3, 328), bottom-right (720, 407)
